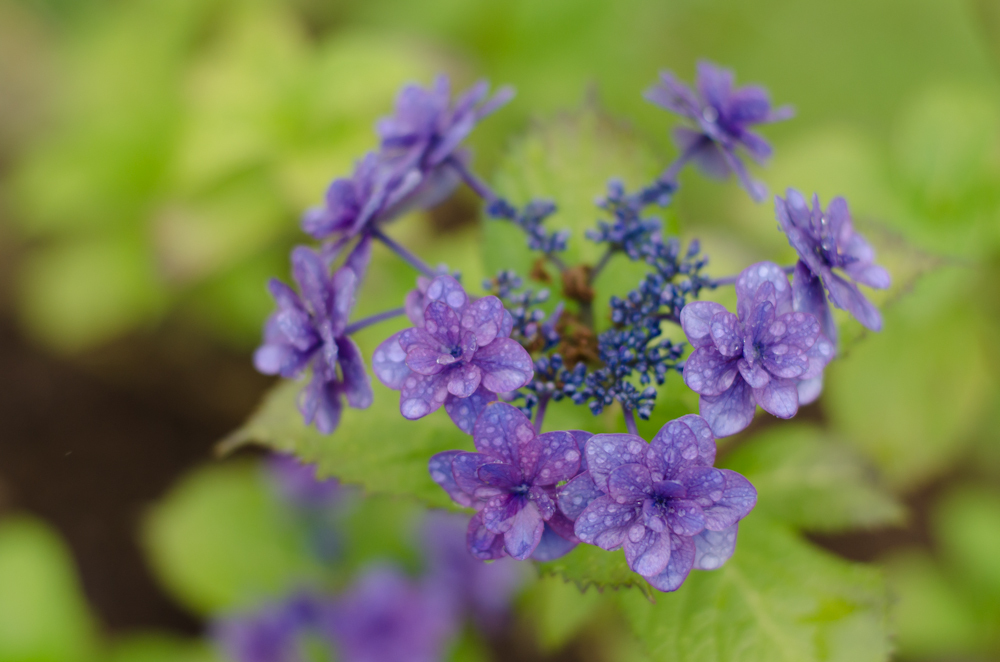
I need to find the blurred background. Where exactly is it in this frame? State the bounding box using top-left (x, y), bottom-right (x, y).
top-left (1, 0), bottom-right (999, 660)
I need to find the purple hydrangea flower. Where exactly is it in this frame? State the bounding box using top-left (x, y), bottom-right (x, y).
top-left (324, 566), bottom-right (455, 662)
top-left (253, 245), bottom-right (374, 434)
top-left (561, 415), bottom-right (756, 592)
top-left (680, 262), bottom-right (834, 437)
top-left (265, 453), bottom-right (340, 510)
top-left (371, 275), bottom-right (533, 433)
top-left (428, 403), bottom-right (583, 560)
top-left (776, 189), bottom-right (891, 340)
top-left (420, 511), bottom-right (527, 631)
top-left (213, 593), bottom-right (324, 662)
top-left (377, 75), bottom-right (514, 176)
top-left (644, 60), bottom-right (793, 202)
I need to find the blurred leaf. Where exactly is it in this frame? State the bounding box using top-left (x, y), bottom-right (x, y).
top-left (884, 551), bottom-right (988, 660)
top-left (537, 544), bottom-right (651, 599)
top-left (105, 633), bottom-right (221, 662)
top-left (722, 424), bottom-right (906, 532)
top-left (0, 515), bottom-right (99, 662)
top-left (932, 485), bottom-right (1000, 599)
top-left (221, 379), bottom-right (470, 509)
top-left (521, 575), bottom-right (610, 652)
top-left (445, 629), bottom-right (491, 662)
top-left (142, 461), bottom-right (327, 615)
top-left (619, 514), bottom-right (891, 662)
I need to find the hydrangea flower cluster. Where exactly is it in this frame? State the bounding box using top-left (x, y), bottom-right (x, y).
top-left (253, 61), bottom-right (890, 594)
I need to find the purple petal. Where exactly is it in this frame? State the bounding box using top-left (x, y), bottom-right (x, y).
top-left (648, 414), bottom-right (717, 480)
top-left (502, 500), bottom-right (544, 560)
top-left (735, 262), bottom-right (793, 320)
top-left (447, 363), bottom-right (482, 398)
top-left (701, 469), bottom-right (757, 531)
top-left (735, 130), bottom-right (772, 163)
top-left (665, 499), bottom-right (706, 537)
top-left (557, 471), bottom-right (603, 521)
top-left (423, 301), bottom-right (463, 348)
top-left (674, 128), bottom-right (731, 179)
top-left (444, 386), bottom-right (496, 435)
top-left (336, 337), bottom-right (373, 409)
top-left (643, 71), bottom-right (700, 118)
top-left (372, 332), bottom-right (411, 390)
top-left (584, 434), bottom-right (649, 492)
top-left (461, 296), bottom-right (506, 347)
top-left (478, 463), bottom-right (522, 490)
top-left (709, 311), bottom-right (742, 357)
top-left (719, 146), bottom-right (767, 201)
top-left (400, 371), bottom-right (449, 419)
top-left (298, 372), bottom-right (342, 434)
top-left (761, 312), bottom-right (819, 379)
top-left (429, 451), bottom-right (474, 508)
top-left (499, 310), bottom-right (514, 338)
top-left (797, 376), bottom-right (823, 405)
top-left (476, 84), bottom-right (515, 120)
top-left (680, 301), bottom-right (731, 349)
top-left (473, 338), bottom-right (534, 393)
top-left (574, 495), bottom-right (640, 551)
top-left (724, 85), bottom-right (772, 124)
top-left (737, 358), bottom-right (771, 389)
top-left (544, 510), bottom-right (580, 544)
top-left (405, 276), bottom-right (432, 326)
top-left (624, 528), bottom-right (672, 577)
top-left (344, 235), bottom-right (372, 281)
top-left (424, 275), bottom-right (468, 312)
top-left (472, 402), bottom-right (534, 464)
top-left (608, 464), bottom-right (653, 504)
top-left (844, 262), bottom-right (891, 290)
top-left (467, 512), bottom-right (506, 561)
top-left (522, 431), bottom-right (581, 486)
top-left (693, 524), bottom-right (738, 570)
top-left (644, 533), bottom-right (695, 592)
top-left (531, 521), bottom-right (577, 561)
top-left (699, 376), bottom-right (755, 437)
top-left (824, 272), bottom-right (883, 331)
top-left (683, 346), bottom-right (740, 396)
top-left (403, 341), bottom-right (447, 376)
top-left (696, 60), bottom-right (734, 113)
top-left (793, 261), bottom-right (837, 344)
top-left (291, 246), bottom-right (333, 319)
top-left (330, 267), bottom-right (358, 335)
top-left (452, 452), bottom-right (498, 496)
top-left (752, 377), bottom-right (799, 419)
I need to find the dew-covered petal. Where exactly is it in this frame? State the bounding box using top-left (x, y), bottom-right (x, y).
top-left (330, 267), bottom-right (358, 336)
top-left (372, 332), bottom-right (411, 390)
top-left (824, 271), bottom-right (883, 331)
top-left (800, 332), bottom-right (835, 381)
top-left (291, 246), bottom-right (333, 319)
top-left (461, 296), bottom-right (506, 347)
top-left (423, 301), bottom-right (463, 348)
top-left (693, 524), bottom-right (738, 570)
top-left (584, 434), bottom-right (649, 492)
top-left (531, 521), bottom-right (577, 561)
top-left (472, 402), bottom-right (535, 465)
top-left (444, 386), bottom-right (496, 435)
top-left (760, 312), bottom-right (819, 380)
top-left (665, 499), bottom-right (707, 537)
top-left (736, 261), bottom-right (792, 319)
top-left (477, 463), bottom-right (522, 491)
top-left (473, 338), bottom-right (534, 393)
top-left (424, 275), bottom-right (469, 312)
top-left (335, 337), bottom-right (373, 409)
top-left (298, 372), bottom-right (342, 435)
top-left (608, 464), bottom-right (653, 504)
top-left (624, 528), bottom-right (672, 577)
top-left (557, 471), bottom-right (603, 521)
top-left (544, 511), bottom-right (580, 545)
top-left (499, 309), bottom-right (514, 339)
top-left (574, 495), bottom-right (640, 551)
top-left (645, 533), bottom-right (696, 592)
top-left (403, 342), bottom-right (447, 376)
top-left (428, 451), bottom-right (474, 508)
top-left (399, 371), bottom-right (449, 419)
top-left (679, 301), bottom-right (730, 348)
top-left (699, 376), bottom-right (755, 438)
top-left (737, 358), bottom-right (771, 389)
top-left (647, 414), bottom-right (717, 481)
top-left (501, 500), bottom-right (544, 560)
top-left (522, 431), bottom-right (581, 486)
top-left (752, 377), bottom-right (799, 419)
top-left (701, 469), bottom-right (757, 531)
top-left (467, 512), bottom-right (506, 561)
top-left (792, 261), bottom-right (836, 344)
top-left (683, 346), bottom-right (740, 396)
top-left (447, 362), bottom-right (482, 398)
top-left (452, 452), bottom-right (498, 495)
top-left (709, 311), bottom-right (742, 357)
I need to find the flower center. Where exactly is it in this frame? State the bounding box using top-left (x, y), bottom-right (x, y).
top-left (449, 345), bottom-right (463, 359)
top-left (511, 483), bottom-right (531, 496)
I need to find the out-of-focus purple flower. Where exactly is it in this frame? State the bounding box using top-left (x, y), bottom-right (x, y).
top-left (564, 415), bottom-right (756, 592)
top-left (644, 60), bottom-right (793, 202)
top-left (378, 75), bottom-right (514, 176)
top-left (428, 403), bottom-right (583, 560)
top-left (680, 262), bottom-right (834, 437)
top-left (253, 245), bottom-right (374, 434)
top-left (266, 453), bottom-right (340, 510)
top-left (371, 275), bottom-right (532, 433)
top-left (420, 511), bottom-right (527, 631)
top-left (776, 189), bottom-right (891, 340)
top-left (324, 566), bottom-right (455, 662)
top-left (213, 593), bottom-right (324, 662)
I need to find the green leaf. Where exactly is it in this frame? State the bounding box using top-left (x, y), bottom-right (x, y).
top-left (105, 633), bottom-right (221, 662)
top-left (0, 515), bottom-right (99, 662)
top-left (619, 514), bottom-right (891, 662)
top-left (931, 485), bottom-right (1000, 599)
top-left (142, 460), bottom-right (328, 615)
top-left (536, 543), bottom-right (653, 599)
top-left (220, 379), bottom-right (471, 509)
top-left (521, 575), bottom-right (611, 652)
top-left (721, 424), bottom-right (906, 532)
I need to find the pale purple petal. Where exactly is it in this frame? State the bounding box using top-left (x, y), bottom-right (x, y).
top-left (472, 402), bottom-right (534, 464)
top-left (461, 296), bottom-right (505, 346)
top-left (680, 301), bottom-right (731, 348)
top-left (608, 464), bottom-right (653, 504)
top-left (752, 377), bottom-right (799, 419)
top-left (844, 262), bottom-right (891, 290)
top-left (735, 129), bottom-right (772, 163)
top-left (291, 246), bottom-right (333, 319)
top-left (797, 376), bottom-right (823, 405)
top-left (502, 500), bottom-right (544, 560)
top-left (424, 275), bottom-right (468, 312)
top-left (531, 522), bottom-right (578, 561)
top-left (422, 301), bottom-right (463, 348)
top-left (336, 337), bottom-right (373, 409)
top-left (665, 499), bottom-right (707, 537)
top-left (824, 272), bottom-right (883, 331)
top-left (557, 471), bottom-right (603, 521)
top-left (403, 342), bottom-right (447, 376)
top-left (447, 363), bottom-right (482, 398)
top-left (647, 414), bottom-right (717, 480)
top-left (444, 386), bottom-right (496, 435)
top-left (696, 60), bottom-right (733, 113)
top-left (700, 376), bottom-right (755, 437)
top-left (683, 346), bottom-right (740, 396)
top-left (737, 358), bottom-right (771, 389)
top-left (644, 71), bottom-right (700, 119)
top-left (574, 495), bottom-right (640, 551)
top-left (645, 533), bottom-right (695, 592)
top-left (523, 431), bottom-right (581, 486)
top-left (709, 311), bottom-right (742, 357)
top-left (793, 261), bottom-right (836, 344)
top-left (452, 452), bottom-right (497, 496)
top-left (467, 512), bottom-right (506, 561)
top-left (735, 261), bottom-right (793, 319)
top-left (478, 463), bottom-right (522, 490)
top-left (674, 128), bottom-right (731, 179)
top-left (473, 338), bottom-right (534, 393)
top-left (693, 524), bottom-right (738, 570)
top-left (298, 372), bottom-right (342, 435)
top-left (429, 451), bottom-right (474, 508)
top-left (330, 267), bottom-right (358, 336)
top-left (372, 332), bottom-right (410, 390)
top-left (584, 434), bottom-right (649, 492)
top-left (724, 85), bottom-right (772, 124)
top-left (400, 371), bottom-right (449, 419)
top-left (624, 528), bottom-right (672, 577)
top-left (700, 469), bottom-right (757, 531)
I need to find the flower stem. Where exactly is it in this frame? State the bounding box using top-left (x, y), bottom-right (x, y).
top-left (588, 247), bottom-right (616, 284)
top-left (623, 406), bottom-right (639, 436)
top-left (659, 136), bottom-right (705, 184)
top-left (369, 227), bottom-right (436, 278)
top-left (448, 156), bottom-right (498, 202)
top-left (345, 307), bottom-right (406, 335)
top-left (534, 395), bottom-right (550, 433)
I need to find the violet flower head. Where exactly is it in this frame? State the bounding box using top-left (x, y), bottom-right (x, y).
top-left (644, 60), bottom-right (793, 202)
top-left (776, 189), bottom-right (891, 340)
top-left (428, 403), bottom-right (583, 560)
top-left (378, 74), bottom-right (514, 175)
top-left (562, 415), bottom-right (756, 592)
top-left (372, 275), bottom-right (533, 433)
top-left (213, 593), bottom-right (323, 662)
top-left (266, 453), bottom-right (340, 510)
top-left (680, 262), bottom-right (834, 437)
top-left (325, 566), bottom-right (454, 662)
top-left (253, 244), bottom-right (374, 434)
